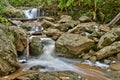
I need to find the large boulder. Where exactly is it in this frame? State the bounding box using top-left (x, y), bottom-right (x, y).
top-left (8, 71), bottom-right (82, 80)
top-left (6, 26), bottom-right (27, 52)
top-left (56, 33), bottom-right (94, 56)
top-left (110, 62), bottom-right (120, 71)
top-left (29, 36), bottom-right (43, 56)
top-left (0, 28), bottom-right (19, 76)
top-left (98, 28), bottom-right (120, 49)
top-left (96, 41), bottom-right (120, 60)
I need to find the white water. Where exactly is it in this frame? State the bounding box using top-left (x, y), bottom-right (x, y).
top-left (23, 8), bottom-right (38, 19)
top-left (21, 8), bottom-right (111, 80)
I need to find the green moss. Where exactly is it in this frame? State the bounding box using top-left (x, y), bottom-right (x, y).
top-left (5, 29), bottom-right (15, 43)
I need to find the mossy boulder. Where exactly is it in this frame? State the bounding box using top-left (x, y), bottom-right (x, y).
top-left (0, 27), bottom-right (19, 76)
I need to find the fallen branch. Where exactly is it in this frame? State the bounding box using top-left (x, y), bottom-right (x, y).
top-left (10, 16), bottom-right (47, 22)
top-left (107, 12), bottom-right (120, 27)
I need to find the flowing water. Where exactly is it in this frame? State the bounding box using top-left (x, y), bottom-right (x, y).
top-left (17, 8), bottom-right (112, 80)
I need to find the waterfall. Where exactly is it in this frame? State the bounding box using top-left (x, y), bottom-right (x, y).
top-left (23, 8), bottom-right (38, 19)
top-left (21, 8), bottom-right (111, 80)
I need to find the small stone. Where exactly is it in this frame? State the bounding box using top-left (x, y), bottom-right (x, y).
top-left (89, 56), bottom-right (96, 63)
top-left (79, 15), bottom-right (91, 22)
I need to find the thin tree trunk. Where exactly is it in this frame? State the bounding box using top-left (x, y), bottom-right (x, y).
top-left (107, 12), bottom-right (120, 27)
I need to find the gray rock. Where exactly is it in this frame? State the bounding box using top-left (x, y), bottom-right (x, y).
top-left (108, 70), bottom-right (120, 80)
top-left (56, 15), bottom-right (79, 32)
top-left (43, 28), bottom-right (63, 40)
top-left (96, 41), bottom-right (120, 60)
top-left (60, 15), bottom-right (72, 21)
top-left (29, 36), bottom-right (43, 56)
top-left (41, 19), bottom-right (55, 28)
top-left (11, 71), bottom-right (83, 80)
top-left (6, 26), bottom-right (27, 52)
top-left (68, 22), bottom-right (98, 34)
top-left (110, 62), bottom-right (120, 71)
top-left (79, 15), bottom-right (91, 22)
top-left (21, 21), bottom-right (42, 31)
top-left (98, 28), bottom-right (120, 49)
top-left (56, 33), bottom-right (94, 56)
top-left (0, 28), bottom-right (19, 76)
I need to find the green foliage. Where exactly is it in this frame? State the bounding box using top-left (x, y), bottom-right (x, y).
top-left (0, 15), bottom-right (11, 26)
top-left (0, 0), bottom-right (120, 24)
top-left (0, 1), bottom-right (11, 25)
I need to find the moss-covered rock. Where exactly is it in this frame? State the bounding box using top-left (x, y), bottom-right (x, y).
top-left (0, 27), bottom-right (19, 76)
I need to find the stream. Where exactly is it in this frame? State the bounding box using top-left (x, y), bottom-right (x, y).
top-left (1, 8), bottom-right (111, 80)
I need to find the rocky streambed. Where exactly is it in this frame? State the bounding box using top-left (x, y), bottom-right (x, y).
top-left (0, 14), bottom-right (120, 80)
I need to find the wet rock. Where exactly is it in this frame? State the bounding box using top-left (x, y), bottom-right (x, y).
top-left (43, 28), bottom-right (63, 40)
top-left (98, 28), bottom-right (120, 49)
top-left (0, 28), bottom-right (19, 76)
top-left (79, 15), bottom-right (91, 22)
top-left (68, 22), bottom-right (98, 34)
top-left (96, 41), bottom-right (120, 60)
top-left (12, 71), bottom-right (83, 80)
top-left (56, 33), bottom-right (94, 56)
top-left (29, 36), bottom-right (43, 56)
top-left (6, 26), bottom-right (27, 52)
top-left (110, 62), bottom-right (120, 71)
top-left (89, 56), bottom-right (97, 63)
top-left (103, 59), bottom-right (111, 65)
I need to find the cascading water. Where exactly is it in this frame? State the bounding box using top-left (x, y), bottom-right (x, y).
top-left (23, 8), bottom-right (38, 19)
top-left (22, 8), bottom-right (111, 80)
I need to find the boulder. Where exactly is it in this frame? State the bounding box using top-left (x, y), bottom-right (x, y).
top-left (10, 71), bottom-right (82, 80)
top-left (0, 28), bottom-right (19, 76)
top-left (96, 41), bottom-right (120, 60)
top-left (56, 15), bottom-right (79, 32)
top-left (29, 36), bottom-right (43, 56)
top-left (6, 26), bottom-right (27, 52)
top-left (41, 19), bottom-right (55, 28)
top-left (98, 28), bottom-right (120, 49)
top-left (43, 28), bottom-right (63, 40)
top-left (68, 22), bottom-right (98, 34)
top-left (110, 62), bottom-right (120, 71)
top-left (56, 33), bottom-right (94, 56)
top-left (108, 70), bottom-right (120, 80)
